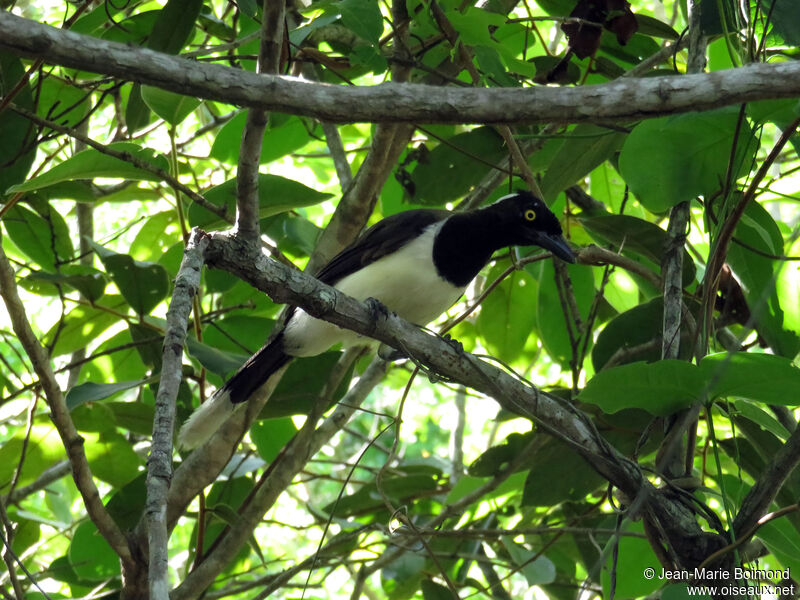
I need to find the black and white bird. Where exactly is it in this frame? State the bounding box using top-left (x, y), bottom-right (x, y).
top-left (178, 191), bottom-right (576, 448)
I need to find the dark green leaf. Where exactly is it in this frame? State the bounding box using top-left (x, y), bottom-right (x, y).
top-left (339, 0), bottom-right (384, 44)
top-left (141, 86), bottom-right (200, 125)
top-left (66, 379), bottom-right (151, 410)
top-left (578, 360), bottom-right (705, 415)
top-left (45, 296), bottom-right (130, 357)
top-left (23, 266), bottom-right (107, 301)
top-left (105, 474), bottom-right (146, 530)
top-left (701, 352), bottom-right (800, 405)
top-left (580, 214), bottom-right (696, 286)
top-left (107, 402), bottom-right (156, 437)
top-left (147, 0), bottom-right (203, 54)
top-left (601, 522), bottom-right (661, 599)
top-left (476, 264), bottom-right (538, 363)
top-left (522, 437), bottom-right (604, 505)
top-left (762, 0), bottom-right (800, 45)
top-left (185, 336), bottom-right (247, 377)
top-left (469, 432), bottom-right (533, 477)
top-left (8, 143), bottom-right (170, 193)
top-left (635, 14), bottom-right (680, 39)
top-left (534, 260), bottom-right (595, 366)
top-left (0, 51), bottom-right (35, 197)
top-left (540, 125), bottom-right (626, 203)
top-left (619, 108), bottom-right (758, 212)
top-left (421, 579), bottom-right (454, 600)
top-left (411, 127), bottom-right (507, 205)
top-left (501, 537), bottom-right (556, 585)
top-left (188, 174), bottom-right (331, 229)
top-left (210, 113), bottom-right (313, 165)
top-left (90, 240), bottom-right (170, 316)
top-left (3, 204), bottom-right (74, 270)
top-left (85, 431), bottom-right (142, 487)
top-left (68, 521), bottom-right (121, 581)
top-left (323, 473), bottom-right (438, 517)
top-left (260, 352), bottom-right (354, 418)
top-left (37, 76), bottom-right (89, 129)
top-left (250, 417), bottom-right (297, 462)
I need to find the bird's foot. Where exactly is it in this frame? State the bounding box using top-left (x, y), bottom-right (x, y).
top-left (440, 332), bottom-right (464, 353)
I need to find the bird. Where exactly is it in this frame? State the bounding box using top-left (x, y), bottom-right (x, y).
top-left (178, 190), bottom-right (576, 448)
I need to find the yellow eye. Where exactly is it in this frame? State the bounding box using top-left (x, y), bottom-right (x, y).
top-left (524, 209), bottom-right (537, 221)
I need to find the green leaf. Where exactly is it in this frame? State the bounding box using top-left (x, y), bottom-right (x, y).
top-left (8, 143), bottom-right (170, 193)
top-left (522, 437), bottom-right (604, 506)
top-left (141, 86), bottom-right (200, 125)
top-left (762, 0), bottom-right (800, 45)
top-left (534, 260), bottom-right (595, 366)
top-left (105, 474), bottom-right (146, 530)
top-left (540, 125), bottom-right (626, 203)
top-left (210, 113), bottom-right (313, 165)
top-left (90, 240), bottom-right (170, 316)
top-left (69, 521), bottom-right (121, 581)
top-left (23, 266), bottom-right (107, 301)
top-left (579, 360), bottom-right (705, 415)
top-left (476, 264), bottom-right (538, 363)
top-left (635, 14), bottom-right (680, 39)
top-left (0, 425), bottom-right (64, 490)
top-left (84, 431), bottom-right (142, 487)
top-left (592, 298), bottom-right (696, 371)
top-left (188, 174), bottom-right (331, 229)
top-left (469, 432), bottom-right (532, 477)
top-left (2, 204), bottom-right (74, 270)
top-left (107, 401), bottom-right (156, 437)
top-left (260, 352), bottom-right (354, 419)
top-left (250, 417), bottom-right (297, 462)
top-left (185, 336), bottom-right (246, 376)
top-left (339, 0), bottom-right (384, 44)
top-left (580, 214), bottom-right (696, 286)
top-left (66, 379), bottom-right (151, 410)
top-left (421, 579), bottom-right (454, 600)
top-left (500, 537), bottom-right (556, 585)
top-left (45, 296), bottom-right (130, 357)
top-left (411, 127), bottom-right (507, 205)
top-left (0, 51), bottom-right (35, 197)
top-left (37, 76), bottom-right (89, 129)
top-left (619, 108), bottom-right (758, 212)
top-left (701, 352), bottom-right (800, 405)
top-left (323, 473), bottom-right (439, 517)
top-left (147, 0), bottom-right (203, 54)
top-left (601, 522), bottom-right (661, 599)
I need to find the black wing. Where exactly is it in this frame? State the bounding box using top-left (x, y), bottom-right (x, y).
top-left (315, 208), bottom-right (450, 285)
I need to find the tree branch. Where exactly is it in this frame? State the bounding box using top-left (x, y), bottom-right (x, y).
top-left (234, 0), bottom-right (285, 242)
top-left (146, 229), bottom-right (209, 600)
top-left (0, 232), bottom-right (133, 569)
top-left (3, 12), bottom-right (800, 125)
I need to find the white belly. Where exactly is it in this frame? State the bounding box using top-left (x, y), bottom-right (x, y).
top-left (283, 224), bottom-right (464, 357)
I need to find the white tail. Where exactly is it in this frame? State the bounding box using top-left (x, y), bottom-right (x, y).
top-left (177, 389), bottom-right (238, 449)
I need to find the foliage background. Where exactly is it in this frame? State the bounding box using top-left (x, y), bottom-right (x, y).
top-left (1, 0), bottom-right (800, 598)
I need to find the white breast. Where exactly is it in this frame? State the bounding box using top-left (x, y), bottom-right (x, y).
top-left (283, 223), bottom-right (465, 357)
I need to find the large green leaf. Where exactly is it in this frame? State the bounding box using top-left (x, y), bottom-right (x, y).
top-left (0, 51), bottom-right (35, 197)
top-left (90, 241), bottom-right (169, 316)
top-left (22, 266), bottom-right (107, 301)
top-left (619, 108), bottom-right (758, 212)
top-left (580, 214), bottom-right (696, 286)
top-left (66, 379), bottom-right (152, 410)
top-left (141, 86), bottom-right (200, 125)
top-left (541, 124), bottom-right (626, 203)
top-left (210, 113), bottom-right (314, 165)
top-left (701, 352), bottom-right (800, 405)
top-left (187, 174), bottom-right (331, 229)
top-left (579, 360), bottom-right (705, 415)
top-left (534, 259), bottom-right (595, 366)
top-left (68, 521), bottom-right (121, 581)
top-left (45, 296), bottom-right (130, 356)
top-left (338, 0), bottom-right (384, 44)
top-left (411, 127), bottom-right (507, 205)
top-left (476, 263), bottom-right (538, 363)
top-left (2, 203), bottom-right (74, 270)
top-left (8, 143), bottom-right (170, 193)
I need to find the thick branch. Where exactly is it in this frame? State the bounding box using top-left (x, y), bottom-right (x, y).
top-left (0, 235), bottom-right (132, 568)
top-left (3, 12), bottom-right (800, 125)
top-left (146, 230), bottom-right (209, 600)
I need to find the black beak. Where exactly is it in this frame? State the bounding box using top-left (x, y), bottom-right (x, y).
top-left (532, 231), bottom-right (577, 263)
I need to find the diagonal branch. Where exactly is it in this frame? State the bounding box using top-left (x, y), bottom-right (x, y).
top-left (3, 12), bottom-right (800, 125)
top-left (0, 228), bottom-right (133, 569)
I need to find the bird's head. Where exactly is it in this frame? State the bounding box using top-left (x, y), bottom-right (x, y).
top-left (488, 191), bottom-right (576, 263)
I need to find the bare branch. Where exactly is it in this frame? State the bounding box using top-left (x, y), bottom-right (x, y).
top-left (235, 0), bottom-right (285, 242)
top-left (146, 229), bottom-right (209, 600)
top-left (0, 233), bottom-right (133, 568)
top-left (3, 12), bottom-right (800, 125)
